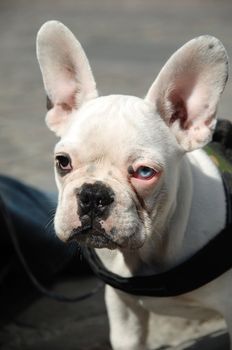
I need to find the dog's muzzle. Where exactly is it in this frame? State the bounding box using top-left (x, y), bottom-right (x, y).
top-left (67, 181), bottom-right (115, 246)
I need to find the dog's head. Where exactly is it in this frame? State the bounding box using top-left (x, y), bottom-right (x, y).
top-left (37, 21), bottom-right (228, 250)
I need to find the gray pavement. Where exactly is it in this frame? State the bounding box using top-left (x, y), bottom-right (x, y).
top-left (0, 0), bottom-right (232, 349)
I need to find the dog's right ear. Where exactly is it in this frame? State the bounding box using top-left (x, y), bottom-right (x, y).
top-left (145, 36), bottom-right (228, 152)
top-left (37, 21), bottom-right (98, 137)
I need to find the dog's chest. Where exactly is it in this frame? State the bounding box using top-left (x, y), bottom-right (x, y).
top-left (137, 268), bottom-right (232, 320)
top-left (138, 294), bottom-right (217, 320)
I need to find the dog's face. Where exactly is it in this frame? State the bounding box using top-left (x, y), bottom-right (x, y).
top-left (37, 21), bottom-right (228, 250)
top-left (52, 95), bottom-right (179, 250)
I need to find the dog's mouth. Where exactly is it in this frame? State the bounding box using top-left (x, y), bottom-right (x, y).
top-left (67, 221), bottom-right (119, 249)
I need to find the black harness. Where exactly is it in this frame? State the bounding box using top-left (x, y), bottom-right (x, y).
top-left (84, 143), bottom-right (232, 297)
top-left (85, 145), bottom-right (232, 297)
top-left (85, 173), bottom-right (232, 297)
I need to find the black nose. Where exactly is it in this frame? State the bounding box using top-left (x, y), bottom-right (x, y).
top-left (78, 182), bottom-right (114, 218)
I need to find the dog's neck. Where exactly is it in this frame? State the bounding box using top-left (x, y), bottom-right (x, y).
top-left (96, 149), bottom-right (226, 277)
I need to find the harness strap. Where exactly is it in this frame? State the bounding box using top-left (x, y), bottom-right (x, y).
top-left (84, 170), bottom-right (232, 297)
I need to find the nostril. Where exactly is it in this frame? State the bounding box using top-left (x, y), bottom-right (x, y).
top-left (95, 195), bottom-right (103, 208)
top-left (79, 187), bottom-right (93, 208)
top-left (95, 191), bottom-right (114, 209)
top-left (95, 193), bottom-right (104, 207)
top-left (80, 193), bottom-right (91, 206)
top-left (79, 196), bottom-right (93, 218)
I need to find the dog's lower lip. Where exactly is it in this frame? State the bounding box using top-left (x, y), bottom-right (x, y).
top-left (67, 226), bottom-right (121, 249)
top-left (67, 226), bottom-right (92, 241)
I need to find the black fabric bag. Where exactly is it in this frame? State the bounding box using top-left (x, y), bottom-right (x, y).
top-left (0, 175), bottom-right (90, 324)
top-left (0, 175), bottom-right (72, 279)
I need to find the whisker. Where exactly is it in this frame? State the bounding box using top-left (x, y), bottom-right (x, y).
top-left (44, 214), bottom-right (55, 231)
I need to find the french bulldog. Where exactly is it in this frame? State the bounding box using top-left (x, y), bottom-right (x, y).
top-left (37, 21), bottom-right (231, 350)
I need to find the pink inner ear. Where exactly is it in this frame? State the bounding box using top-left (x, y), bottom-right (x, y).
top-left (145, 36), bottom-right (228, 151)
top-left (169, 92), bottom-right (188, 129)
top-left (51, 73), bottom-right (78, 111)
top-left (168, 77), bottom-right (217, 132)
top-left (53, 81), bottom-right (78, 110)
top-left (46, 72), bottom-right (79, 136)
top-left (57, 91), bottom-right (76, 112)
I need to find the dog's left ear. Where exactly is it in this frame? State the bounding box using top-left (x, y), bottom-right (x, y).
top-left (145, 36), bottom-right (229, 151)
top-left (37, 21), bottom-right (98, 137)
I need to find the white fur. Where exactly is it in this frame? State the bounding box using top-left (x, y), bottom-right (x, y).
top-left (37, 21), bottom-right (231, 350)
top-left (37, 21), bottom-right (98, 136)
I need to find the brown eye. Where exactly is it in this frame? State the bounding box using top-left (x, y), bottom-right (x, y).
top-left (55, 154), bottom-right (72, 173)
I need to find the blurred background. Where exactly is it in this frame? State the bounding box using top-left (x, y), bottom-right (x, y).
top-left (0, 0), bottom-right (232, 349)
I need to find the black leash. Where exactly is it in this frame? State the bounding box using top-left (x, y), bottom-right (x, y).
top-left (0, 193), bottom-right (104, 303)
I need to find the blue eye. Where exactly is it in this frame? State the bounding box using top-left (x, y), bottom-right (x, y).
top-left (134, 166), bottom-right (156, 180)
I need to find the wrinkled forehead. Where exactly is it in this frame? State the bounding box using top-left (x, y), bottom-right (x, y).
top-left (55, 95), bottom-right (170, 164)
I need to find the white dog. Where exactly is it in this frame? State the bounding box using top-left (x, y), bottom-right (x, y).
top-left (37, 21), bottom-right (232, 349)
